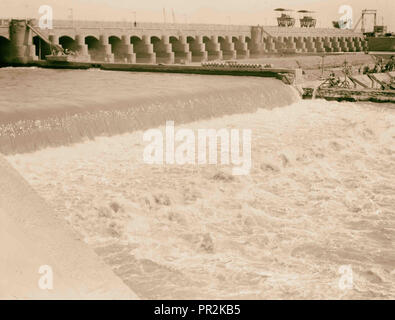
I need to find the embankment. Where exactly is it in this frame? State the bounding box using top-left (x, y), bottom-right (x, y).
top-left (247, 53), bottom-right (375, 70)
top-left (247, 53), bottom-right (376, 81)
top-left (0, 153), bottom-right (138, 299)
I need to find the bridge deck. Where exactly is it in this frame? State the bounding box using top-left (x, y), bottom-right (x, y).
top-left (262, 26), bottom-right (363, 38)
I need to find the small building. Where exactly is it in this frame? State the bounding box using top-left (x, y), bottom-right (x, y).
top-left (275, 9), bottom-right (296, 27)
top-left (298, 10), bottom-right (317, 28)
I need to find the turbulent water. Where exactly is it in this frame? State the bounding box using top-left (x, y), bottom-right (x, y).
top-left (2, 68), bottom-right (395, 299)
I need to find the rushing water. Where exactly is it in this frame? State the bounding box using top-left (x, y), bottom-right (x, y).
top-left (2, 68), bottom-right (395, 299)
top-left (0, 67), bottom-right (297, 154)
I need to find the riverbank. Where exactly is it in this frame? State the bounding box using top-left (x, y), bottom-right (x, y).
top-left (0, 53), bottom-right (375, 82)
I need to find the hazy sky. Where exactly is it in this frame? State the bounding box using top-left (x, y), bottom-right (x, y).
top-left (1, 0), bottom-right (394, 30)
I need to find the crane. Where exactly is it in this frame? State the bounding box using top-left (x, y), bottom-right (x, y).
top-left (353, 9), bottom-right (377, 33)
top-left (26, 22), bottom-right (64, 55)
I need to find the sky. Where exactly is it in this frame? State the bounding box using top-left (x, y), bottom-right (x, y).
top-left (1, 0), bottom-right (394, 31)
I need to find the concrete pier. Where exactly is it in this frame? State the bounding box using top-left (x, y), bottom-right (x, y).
top-left (219, 36), bottom-right (237, 60)
top-left (170, 35), bottom-right (192, 63)
top-left (96, 35), bottom-right (115, 62)
top-left (204, 36), bottom-right (223, 61)
top-left (132, 35), bottom-right (155, 64)
top-left (152, 36), bottom-right (174, 64)
top-left (233, 36), bottom-right (250, 59)
top-left (188, 36), bottom-right (208, 62)
top-left (8, 19), bottom-right (37, 63)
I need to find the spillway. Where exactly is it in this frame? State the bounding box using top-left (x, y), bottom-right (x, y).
top-left (0, 68), bottom-right (299, 155)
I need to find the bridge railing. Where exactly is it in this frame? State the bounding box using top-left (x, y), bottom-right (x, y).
top-left (0, 19), bottom-right (10, 26)
top-left (52, 20), bottom-right (251, 32)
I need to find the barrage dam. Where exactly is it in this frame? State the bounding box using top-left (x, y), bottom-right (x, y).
top-left (1, 15), bottom-right (393, 300)
top-left (0, 18), bottom-right (367, 64)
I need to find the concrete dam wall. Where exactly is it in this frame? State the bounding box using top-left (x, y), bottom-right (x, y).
top-left (0, 69), bottom-right (299, 155)
top-left (0, 19), bottom-right (367, 64)
top-left (0, 153), bottom-right (139, 299)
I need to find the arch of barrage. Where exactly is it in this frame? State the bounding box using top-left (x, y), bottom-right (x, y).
top-left (0, 19), bottom-right (367, 64)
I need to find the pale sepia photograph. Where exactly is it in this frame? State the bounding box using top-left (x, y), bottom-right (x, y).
top-left (0, 0), bottom-right (394, 302)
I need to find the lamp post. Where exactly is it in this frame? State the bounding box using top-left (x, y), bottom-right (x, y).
top-left (321, 54), bottom-right (326, 79)
top-left (132, 11), bottom-right (137, 26)
top-left (68, 8), bottom-right (74, 27)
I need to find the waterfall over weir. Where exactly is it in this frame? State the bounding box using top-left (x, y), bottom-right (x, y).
top-left (0, 68), bottom-right (299, 155)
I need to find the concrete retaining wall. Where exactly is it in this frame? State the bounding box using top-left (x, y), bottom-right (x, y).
top-left (0, 154), bottom-right (139, 299)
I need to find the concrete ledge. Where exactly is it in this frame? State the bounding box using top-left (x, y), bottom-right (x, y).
top-left (99, 63), bottom-right (302, 83)
top-left (0, 60), bottom-right (301, 85)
